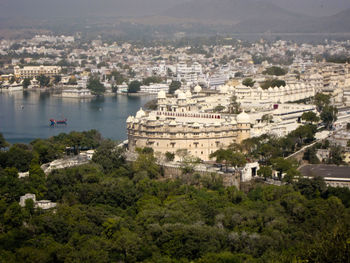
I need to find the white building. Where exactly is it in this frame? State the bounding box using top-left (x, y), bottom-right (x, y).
top-left (62, 89), bottom-right (93, 98)
top-left (14, 65), bottom-right (61, 79)
top-left (19, 193), bottom-right (57, 210)
top-left (140, 83), bottom-right (169, 94)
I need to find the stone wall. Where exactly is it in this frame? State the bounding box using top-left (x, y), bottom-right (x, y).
top-left (161, 164), bottom-right (241, 189)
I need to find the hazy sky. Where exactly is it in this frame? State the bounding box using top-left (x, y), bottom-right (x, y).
top-left (0, 0), bottom-right (349, 18)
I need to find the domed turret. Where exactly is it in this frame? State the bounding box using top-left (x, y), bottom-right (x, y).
top-left (136, 108), bottom-right (146, 119)
top-left (126, 116), bottom-right (134, 123)
top-left (237, 110), bottom-right (250, 124)
top-left (157, 90), bottom-right (166, 99)
top-left (194, 85), bottom-right (202, 93)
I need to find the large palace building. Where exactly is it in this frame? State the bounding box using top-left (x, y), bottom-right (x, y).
top-left (14, 65), bottom-right (61, 79)
top-left (127, 89), bottom-right (251, 161)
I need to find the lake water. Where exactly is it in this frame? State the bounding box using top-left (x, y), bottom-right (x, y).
top-left (0, 91), bottom-right (154, 144)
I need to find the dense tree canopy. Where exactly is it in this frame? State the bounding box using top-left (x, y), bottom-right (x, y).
top-left (169, 81), bottom-right (181, 94)
top-left (262, 66), bottom-right (287, 76)
top-left (0, 131), bottom-right (349, 262)
top-left (301, 111), bottom-right (320, 123)
top-left (128, 80), bottom-right (141, 93)
top-left (242, 78), bottom-right (255, 87)
top-left (87, 77), bottom-right (105, 95)
top-left (260, 79), bottom-right (286, 90)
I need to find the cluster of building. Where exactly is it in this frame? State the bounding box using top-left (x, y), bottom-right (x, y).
top-left (1, 36), bottom-right (350, 98)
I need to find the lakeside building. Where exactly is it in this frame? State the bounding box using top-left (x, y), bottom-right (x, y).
top-left (61, 89), bottom-right (93, 98)
top-left (14, 65), bottom-right (61, 79)
top-left (127, 90), bottom-right (251, 161)
top-left (126, 82), bottom-right (318, 161)
top-left (140, 83), bottom-right (169, 94)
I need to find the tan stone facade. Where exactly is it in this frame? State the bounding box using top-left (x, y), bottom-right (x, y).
top-left (127, 90), bottom-right (251, 161)
top-left (14, 65), bottom-right (61, 79)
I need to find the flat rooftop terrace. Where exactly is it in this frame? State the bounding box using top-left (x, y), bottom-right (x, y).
top-left (300, 164), bottom-right (350, 179)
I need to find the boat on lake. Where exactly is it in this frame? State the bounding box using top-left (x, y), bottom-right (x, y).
top-left (50, 118), bottom-right (67, 126)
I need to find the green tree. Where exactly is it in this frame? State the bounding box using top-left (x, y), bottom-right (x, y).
top-left (5, 144), bottom-right (34, 172)
top-left (229, 95), bottom-right (241, 114)
top-left (261, 114), bottom-right (273, 123)
top-left (314, 93), bottom-right (331, 112)
top-left (328, 145), bottom-right (343, 165)
top-left (169, 81), bottom-right (181, 94)
top-left (92, 140), bottom-right (126, 174)
top-left (144, 99), bottom-right (158, 110)
top-left (301, 111), bottom-right (320, 123)
top-left (165, 152), bottom-right (175, 162)
top-left (271, 157), bottom-right (296, 178)
top-left (0, 133), bottom-right (8, 149)
top-left (37, 75), bottom-right (50, 87)
top-left (214, 105), bottom-right (225, 113)
top-left (22, 78), bottom-right (31, 89)
top-left (263, 66), bottom-right (287, 76)
top-left (210, 149), bottom-right (246, 168)
top-left (127, 80), bottom-right (141, 93)
top-left (320, 105), bottom-right (338, 129)
top-left (242, 78), bottom-right (255, 87)
top-left (260, 79), bottom-right (286, 90)
top-left (257, 166), bottom-right (272, 180)
top-left (133, 151), bottom-right (160, 179)
top-left (142, 76), bottom-right (162, 86)
top-left (87, 77), bottom-right (105, 95)
top-left (53, 75), bottom-right (61, 84)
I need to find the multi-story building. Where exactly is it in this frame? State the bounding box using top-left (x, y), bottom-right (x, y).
top-left (140, 83), bottom-right (169, 94)
top-left (14, 65), bottom-right (61, 79)
top-left (127, 90), bottom-right (251, 161)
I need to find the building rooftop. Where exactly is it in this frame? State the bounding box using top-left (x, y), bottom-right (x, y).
top-left (300, 164), bottom-right (350, 179)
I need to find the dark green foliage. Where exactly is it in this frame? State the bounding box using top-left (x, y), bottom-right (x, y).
top-left (314, 92), bottom-right (331, 112)
top-left (4, 144), bottom-right (34, 172)
top-left (165, 152), bottom-right (175, 162)
top-left (107, 70), bottom-right (128, 85)
top-left (143, 76), bottom-right (163, 86)
top-left (242, 78), bottom-right (255, 87)
top-left (260, 79), bottom-right (286, 90)
top-left (301, 111), bottom-right (319, 123)
top-left (328, 145), bottom-right (343, 165)
top-left (169, 81), bottom-right (181, 94)
top-left (214, 105), bottom-right (225, 112)
top-left (128, 80), bottom-right (141, 93)
top-left (0, 134), bottom-right (349, 262)
top-left (320, 105), bottom-right (338, 129)
top-left (37, 75), bottom-right (50, 87)
top-left (144, 99), bottom-right (158, 110)
top-left (303, 146), bottom-right (320, 164)
top-left (87, 76), bottom-right (105, 95)
top-left (262, 66), bottom-right (287, 76)
top-left (22, 78), bottom-right (31, 89)
top-left (92, 140), bottom-right (126, 174)
top-left (0, 133), bottom-right (8, 148)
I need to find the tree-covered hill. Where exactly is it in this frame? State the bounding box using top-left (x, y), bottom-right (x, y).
top-left (0, 131), bottom-right (349, 262)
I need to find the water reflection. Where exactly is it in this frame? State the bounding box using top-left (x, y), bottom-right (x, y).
top-left (0, 91), bottom-right (154, 144)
